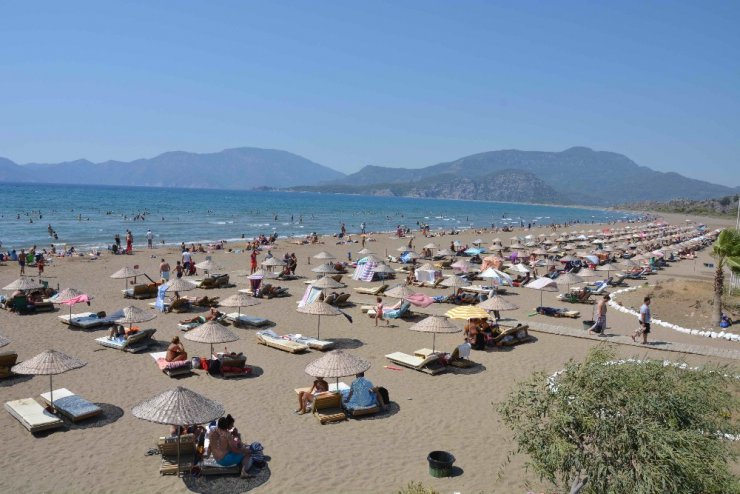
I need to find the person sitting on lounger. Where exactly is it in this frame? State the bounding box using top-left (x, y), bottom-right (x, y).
top-left (343, 372), bottom-right (377, 410)
top-left (295, 377), bottom-right (329, 415)
top-left (208, 417), bottom-right (253, 478)
top-left (108, 324), bottom-right (138, 340)
top-left (166, 336), bottom-right (188, 362)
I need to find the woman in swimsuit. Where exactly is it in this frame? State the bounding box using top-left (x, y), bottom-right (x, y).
top-left (166, 336), bottom-right (188, 362)
top-left (295, 377), bottom-right (329, 414)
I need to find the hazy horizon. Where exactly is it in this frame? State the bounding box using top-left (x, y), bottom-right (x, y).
top-left (1, 1), bottom-right (738, 185)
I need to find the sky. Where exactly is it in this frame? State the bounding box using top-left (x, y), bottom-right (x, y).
top-left (1, 1), bottom-right (739, 185)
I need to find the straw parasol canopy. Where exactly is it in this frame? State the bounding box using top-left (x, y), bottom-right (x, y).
top-left (110, 266), bottom-right (142, 279)
top-left (194, 259), bottom-right (221, 273)
top-left (357, 248), bottom-right (375, 255)
top-left (312, 262), bottom-right (339, 274)
top-left (297, 300), bottom-right (342, 339)
top-left (508, 263), bottom-right (531, 274)
top-left (372, 263), bottom-right (396, 280)
top-left (132, 386), bottom-right (224, 477)
top-left (555, 272), bottom-right (584, 286)
top-left (362, 254), bottom-right (383, 263)
top-left (219, 292), bottom-right (260, 319)
top-left (311, 276), bottom-right (344, 291)
top-left (385, 285), bottom-right (417, 299)
top-left (53, 288), bottom-right (94, 319)
top-left (115, 305), bottom-right (157, 330)
top-left (597, 262), bottom-right (621, 276)
top-left (477, 296), bottom-right (519, 312)
top-left (620, 258), bottom-right (639, 268)
top-left (262, 257), bottom-right (286, 268)
top-left (423, 243), bottom-right (437, 250)
top-left (3, 276), bottom-right (44, 291)
top-left (409, 315), bottom-right (460, 352)
top-left (304, 349), bottom-right (371, 390)
top-left (445, 305), bottom-right (490, 321)
top-left (184, 321), bottom-right (239, 356)
top-left (435, 249), bottom-right (453, 256)
top-left (313, 251), bottom-right (336, 260)
top-left (12, 349), bottom-right (86, 411)
top-left (164, 278), bottom-right (197, 294)
top-left (0, 335), bottom-right (9, 348)
top-left (525, 277), bottom-right (559, 306)
top-left (442, 276), bottom-right (471, 288)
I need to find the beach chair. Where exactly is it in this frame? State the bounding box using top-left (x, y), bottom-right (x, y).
top-left (343, 387), bottom-right (386, 418)
top-left (225, 312), bottom-right (269, 327)
top-left (535, 306), bottom-right (580, 318)
top-left (95, 328), bottom-right (157, 353)
top-left (284, 333), bottom-right (335, 351)
top-left (158, 434), bottom-right (196, 475)
top-left (490, 323), bottom-right (534, 346)
top-left (59, 310), bottom-right (123, 329)
top-left (256, 330), bottom-right (309, 353)
top-left (123, 283), bottom-right (159, 299)
top-left (312, 392), bottom-right (347, 424)
top-left (333, 293), bottom-right (351, 307)
top-left (39, 388), bottom-right (103, 422)
top-left (353, 284), bottom-right (388, 296)
top-left (150, 352), bottom-right (194, 377)
top-left (385, 351), bottom-right (447, 375)
top-left (9, 295), bottom-right (35, 314)
top-left (199, 274), bottom-right (230, 289)
top-left (608, 274), bottom-right (628, 286)
top-left (368, 301), bottom-right (412, 319)
top-left (448, 343), bottom-right (478, 368)
top-left (0, 351), bottom-right (18, 378)
top-left (5, 398), bottom-right (64, 433)
top-left (213, 353), bottom-right (251, 378)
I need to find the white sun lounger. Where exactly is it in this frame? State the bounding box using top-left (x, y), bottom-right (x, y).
top-left (285, 333), bottom-right (335, 351)
top-left (5, 398), bottom-right (64, 433)
top-left (385, 351), bottom-right (447, 375)
top-left (59, 310), bottom-right (123, 329)
top-left (225, 313), bottom-right (269, 327)
top-left (39, 388), bottom-right (102, 422)
top-left (256, 330), bottom-right (309, 353)
top-left (94, 328), bottom-right (157, 353)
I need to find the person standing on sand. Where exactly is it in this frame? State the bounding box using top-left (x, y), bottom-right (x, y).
top-left (174, 261), bottom-right (184, 279)
top-left (160, 259), bottom-right (171, 281)
top-left (146, 229), bottom-right (153, 249)
top-left (250, 249), bottom-right (258, 274)
top-left (588, 294), bottom-right (609, 336)
top-left (632, 296), bottom-right (651, 344)
top-left (125, 230), bottom-right (133, 254)
top-left (18, 250), bottom-right (26, 275)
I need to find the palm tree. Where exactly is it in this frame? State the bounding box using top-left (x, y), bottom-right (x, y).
top-left (711, 229), bottom-right (740, 325)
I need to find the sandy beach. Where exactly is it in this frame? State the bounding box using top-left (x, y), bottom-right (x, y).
top-left (1, 211), bottom-right (737, 494)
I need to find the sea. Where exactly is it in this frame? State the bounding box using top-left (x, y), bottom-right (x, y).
top-left (0, 182), bottom-right (639, 251)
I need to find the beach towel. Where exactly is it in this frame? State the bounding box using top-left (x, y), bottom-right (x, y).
top-left (155, 284), bottom-right (168, 312)
top-left (405, 293), bottom-right (435, 308)
top-left (352, 258), bottom-right (378, 282)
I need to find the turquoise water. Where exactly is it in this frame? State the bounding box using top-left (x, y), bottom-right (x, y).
top-left (0, 182), bottom-right (635, 250)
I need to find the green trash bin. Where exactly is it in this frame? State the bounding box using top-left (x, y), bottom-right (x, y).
top-left (427, 451), bottom-right (455, 478)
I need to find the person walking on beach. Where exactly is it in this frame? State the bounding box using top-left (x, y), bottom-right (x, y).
top-left (250, 250), bottom-right (258, 274)
top-left (125, 230), bottom-right (133, 254)
top-left (182, 248), bottom-right (192, 273)
top-left (160, 259), bottom-right (171, 281)
top-left (588, 294), bottom-right (609, 336)
top-left (632, 296), bottom-right (651, 344)
top-left (37, 256), bottom-right (45, 277)
top-left (174, 261), bottom-right (184, 279)
top-left (18, 250), bottom-right (26, 275)
top-left (374, 297), bottom-right (388, 326)
top-left (146, 229), bottom-right (153, 249)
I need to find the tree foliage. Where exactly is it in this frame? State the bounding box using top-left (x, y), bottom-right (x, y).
top-left (498, 347), bottom-right (740, 494)
top-left (712, 229), bottom-right (740, 324)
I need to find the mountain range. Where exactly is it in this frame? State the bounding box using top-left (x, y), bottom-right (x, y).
top-left (0, 146), bottom-right (737, 206)
top-left (0, 147), bottom-right (343, 189)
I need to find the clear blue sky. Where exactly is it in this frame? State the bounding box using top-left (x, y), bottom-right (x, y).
top-left (1, 1), bottom-right (738, 185)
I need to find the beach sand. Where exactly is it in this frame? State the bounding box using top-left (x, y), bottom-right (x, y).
top-left (1, 212), bottom-right (737, 494)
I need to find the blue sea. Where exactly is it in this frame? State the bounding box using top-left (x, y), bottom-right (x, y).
top-left (0, 182), bottom-right (637, 250)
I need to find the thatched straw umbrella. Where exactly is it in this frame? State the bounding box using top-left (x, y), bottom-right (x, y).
top-left (114, 306), bottom-right (156, 332)
top-left (219, 292), bottom-right (260, 320)
top-left (12, 349), bottom-right (86, 412)
top-left (304, 350), bottom-right (371, 391)
top-left (132, 387), bottom-right (224, 477)
top-left (297, 300), bottom-right (342, 339)
top-left (409, 315), bottom-right (460, 352)
top-left (184, 321), bottom-right (239, 357)
top-left (3, 276), bottom-right (44, 291)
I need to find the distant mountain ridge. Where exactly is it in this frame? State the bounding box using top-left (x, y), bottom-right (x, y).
top-left (0, 147), bottom-right (344, 189)
top-left (321, 147), bottom-right (738, 205)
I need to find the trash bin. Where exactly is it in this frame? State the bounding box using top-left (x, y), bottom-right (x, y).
top-left (427, 451), bottom-right (455, 478)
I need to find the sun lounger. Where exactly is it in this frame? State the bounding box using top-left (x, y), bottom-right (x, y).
top-left (5, 398), bottom-right (64, 433)
top-left (332, 293), bottom-right (351, 307)
top-left (39, 388), bottom-right (103, 422)
top-left (490, 323), bottom-right (534, 346)
top-left (284, 333), bottom-right (335, 351)
top-left (212, 353), bottom-right (251, 378)
top-left (122, 283), bottom-right (160, 299)
top-left (158, 434), bottom-right (196, 475)
top-left (95, 328), bottom-right (157, 353)
top-left (256, 330), bottom-right (309, 353)
top-left (198, 274), bottom-right (230, 289)
top-left (225, 312), bottom-right (270, 327)
top-left (448, 343), bottom-right (478, 368)
top-left (385, 351), bottom-right (447, 375)
top-left (353, 284), bottom-right (388, 296)
top-left (312, 392), bottom-right (347, 424)
top-left (343, 387), bottom-right (385, 418)
top-left (150, 351), bottom-right (193, 377)
top-left (535, 306), bottom-right (580, 318)
top-left (0, 351), bottom-right (18, 378)
top-left (59, 310), bottom-right (123, 329)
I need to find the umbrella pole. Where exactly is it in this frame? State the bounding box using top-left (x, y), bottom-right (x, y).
top-left (432, 333), bottom-right (436, 353)
top-left (317, 315), bottom-right (321, 340)
top-left (540, 290), bottom-right (543, 307)
top-left (177, 427), bottom-right (182, 478)
top-left (49, 375), bottom-right (54, 412)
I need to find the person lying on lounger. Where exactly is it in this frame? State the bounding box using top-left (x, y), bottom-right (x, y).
top-left (180, 308), bottom-right (222, 325)
top-left (295, 377), bottom-right (329, 415)
top-left (166, 336), bottom-right (188, 362)
top-left (107, 324), bottom-right (139, 340)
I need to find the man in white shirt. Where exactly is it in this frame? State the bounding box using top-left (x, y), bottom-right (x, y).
top-left (632, 296), bottom-right (651, 344)
top-left (182, 249), bottom-right (192, 273)
top-left (146, 229), bottom-right (153, 249)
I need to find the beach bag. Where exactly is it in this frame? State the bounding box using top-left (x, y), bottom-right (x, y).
top-left (377, 387), bottom-right (390, 405)
top-left (207, 358), bottom-right (221, 375)
top-left (200, 358), bottom-right (209, 371)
